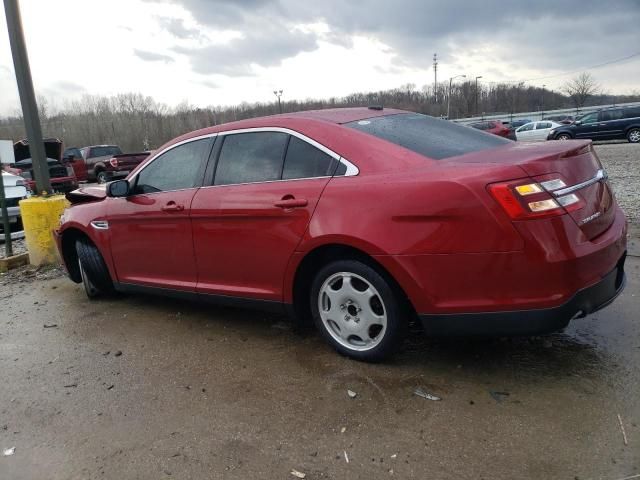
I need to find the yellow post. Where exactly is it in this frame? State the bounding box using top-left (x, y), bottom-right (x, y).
top-left (19, 195), bottom-right (68, 266)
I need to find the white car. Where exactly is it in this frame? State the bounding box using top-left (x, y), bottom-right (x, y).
top-left (1, 171), bottom-right (29, 241)
top-left (515, 121), bottom-right (563, 142)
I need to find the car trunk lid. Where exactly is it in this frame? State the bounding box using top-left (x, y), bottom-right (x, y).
top-left (451, 140), bottom-right (615, 240)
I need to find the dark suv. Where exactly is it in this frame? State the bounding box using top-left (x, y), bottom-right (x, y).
top-left (548, 105), bottom-right (640, 142)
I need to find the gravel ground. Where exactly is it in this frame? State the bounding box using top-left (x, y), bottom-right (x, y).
top-left (594, 142), bottom-right (640, 223)
top-left (0, 237), bottom-right (26, 259)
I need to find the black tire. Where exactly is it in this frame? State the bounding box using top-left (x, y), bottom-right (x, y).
top-left (627, 128), bottom-right (640, 143)
top-left (75, 238), bottom-right (114, 298)
top-left (310, 259), bottom-right (407, 362)
top-left (557, 133), bottom-right (572, 141)
top-left (96, 170), bottom-right (107, 184)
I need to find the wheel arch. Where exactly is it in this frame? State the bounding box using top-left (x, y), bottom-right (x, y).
top-left (287, 243), bottom-right (417, 329)
top-left (60, 227), bottom-right (90, 283)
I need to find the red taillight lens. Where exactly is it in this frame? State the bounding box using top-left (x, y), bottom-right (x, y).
top-left (109, 157), bottom-right (118, 168)
top-left (488, 179), bottom-right (583, 220)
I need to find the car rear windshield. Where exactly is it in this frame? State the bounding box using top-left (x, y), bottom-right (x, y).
top-left (89, 146), bottom-right (122, 158)
top-left (345, 113), bottom-right (510, 160)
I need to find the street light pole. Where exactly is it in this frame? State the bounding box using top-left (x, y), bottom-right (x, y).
top-left (3, 0), bottom-right (51, 194)
top-left (475, 76), bottom-right (483, 116)
top-left (273, 89), bottom-right (283, 114)
top-left (447, 74), bottom-right (466, 120)
top-left (541, 84), bottom-right (546, 118)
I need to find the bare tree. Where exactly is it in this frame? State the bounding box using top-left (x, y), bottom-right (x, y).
top-left (563, 72), bottom-right (600, 110)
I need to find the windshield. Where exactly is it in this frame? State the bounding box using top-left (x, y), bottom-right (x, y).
top-left (345, 113), bottom-right (510, 160)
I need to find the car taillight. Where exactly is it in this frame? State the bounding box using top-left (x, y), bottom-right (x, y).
top-left (488, 178), bottom-right (583, 220)
top-left (109, 158), bottom-right (118, 168)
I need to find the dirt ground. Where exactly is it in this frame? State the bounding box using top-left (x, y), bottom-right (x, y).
top-left (1, 142), bottom-right (639, 480)
top-left (0, 244), bottom-right (638, 480)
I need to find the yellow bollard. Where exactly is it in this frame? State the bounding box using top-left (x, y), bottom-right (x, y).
top-left (19, 195), bottom-right (68, 266)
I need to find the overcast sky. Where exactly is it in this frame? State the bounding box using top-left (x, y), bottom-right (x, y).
top-left (0, 0), bottom-right (639, 116)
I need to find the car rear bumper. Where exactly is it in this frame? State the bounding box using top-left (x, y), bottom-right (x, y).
top-left (418, 252), bottom-right (626, 335)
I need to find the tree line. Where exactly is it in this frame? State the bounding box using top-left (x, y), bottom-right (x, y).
top-left (0, 73), bottom-right (638, 153)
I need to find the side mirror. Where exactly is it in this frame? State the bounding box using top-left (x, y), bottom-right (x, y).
top-left (574, 120), bottom-right (582, 126)
top-left (107, 179), bottom-right (130, 197)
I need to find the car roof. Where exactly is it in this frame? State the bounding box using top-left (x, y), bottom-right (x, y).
top-left (168, 107), bottom-right (409, 147)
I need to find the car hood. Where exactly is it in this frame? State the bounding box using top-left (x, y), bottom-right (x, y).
top-left (14, 138), bottom-right (63, 162)
top-left (65, 185), bottom-right (107, 205)
top-left (2, 171), bottom-right (25, 187)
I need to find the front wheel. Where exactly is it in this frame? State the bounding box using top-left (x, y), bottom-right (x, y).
top-left (76, 238), bottom-right (114, 298)
top-left (628, 128), bottom-right (640, 143)
top-left (96, 170), bottom-right (107, 184)
top-left (557, 133), bottom-right (572, 141)
top-left (310, 260), bottom-right (406, 362)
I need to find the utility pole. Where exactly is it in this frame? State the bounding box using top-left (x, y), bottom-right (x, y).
top-left (3, 0), bottom-right (51, 194)
top-left (433, 53), bottom-right (438, 102)
top-left (475, 76), bottom-right (483, 116)
top-left (447, 74), bottom-right (466, 120)
top-left (273, 89), bottom-right (283, 114)
top-left (541, 84), bottom-right (546, 118)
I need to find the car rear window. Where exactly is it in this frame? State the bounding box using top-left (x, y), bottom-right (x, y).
top-left (89, 146), bottom-right (122, 158)
top-left (345, 113), bottom-right (510, 160)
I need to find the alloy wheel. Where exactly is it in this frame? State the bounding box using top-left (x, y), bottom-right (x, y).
top-left (629, 129), bottom-right (640, 143)
top-left (317, 272), bottom-right (387, 352)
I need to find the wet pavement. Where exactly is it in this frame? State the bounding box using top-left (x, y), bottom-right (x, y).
top-left (0, 237), bottom-right (639, 479)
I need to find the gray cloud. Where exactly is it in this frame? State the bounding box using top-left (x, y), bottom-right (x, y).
top-left (133, 49), bottom-right (174, 63)
top-left (158, 0), bottom-right (640, 78)
top-left (173, 23), bottom-right (318, 76)
top-left (157, 17), bottom-right (201, 39)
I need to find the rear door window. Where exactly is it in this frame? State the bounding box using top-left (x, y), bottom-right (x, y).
top-left (214, 132), bottom-right (288, 185)
top-left (282, 137), bottom-right (338, 180)
top-left (519, 123), bottom-right (534, 132)
top-left (600, 110), bottom-right (623, 122)
top-left (346, 114), bottom-right (510, 160)
top-left (536, 122), bottom-right (552, 129)
top-left (622, 107), bottom-right (640, 119)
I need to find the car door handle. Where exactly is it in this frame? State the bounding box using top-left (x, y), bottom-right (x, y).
top-left (274, 197), bottom-right (308, 209)
top-left (161, 202), bottom-right (184, 212)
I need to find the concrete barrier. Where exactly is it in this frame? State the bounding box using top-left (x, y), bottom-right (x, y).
top-left (19, 195), bottom-right (68, 266)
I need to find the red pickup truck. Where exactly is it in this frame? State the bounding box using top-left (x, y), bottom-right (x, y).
top-left (63, 146), bottom-right (150, 183)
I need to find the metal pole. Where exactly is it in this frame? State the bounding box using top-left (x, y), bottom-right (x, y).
top-left (447, 78), bottom-right (452, 119)
top-left (475, 76), bottom-right (483, 116)
top-left (3, 0), bottom-right (51, 194)
top-left (541, 84), bottom-right (546, 118)
top-left (0, 173), bottom-right (13, 257)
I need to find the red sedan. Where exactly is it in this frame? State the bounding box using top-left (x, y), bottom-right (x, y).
top-left (468, 119), bottom-right (512, 138)
top-left (55, 108), bottom-right (627, 361)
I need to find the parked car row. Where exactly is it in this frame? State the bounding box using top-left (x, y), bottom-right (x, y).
top-left (467, 104), bottom-right (640, 143)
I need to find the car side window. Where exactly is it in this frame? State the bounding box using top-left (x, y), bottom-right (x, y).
top-left (214, 132), bottom-right (288, 186)
top-left (133, 138), bottom-right (209, 194)
top-left (600, 110), bottom-right (623, 122)
top-left (536, 122), bottom-right (552, 129)
top-left (282, 136), bottom-right (338, 180)
top-left (519, 123), bottom-right (534, 132)
top-left (580, 113), bottom-right (598, 124)
top-left (623, 107), bottom-right (640, 119)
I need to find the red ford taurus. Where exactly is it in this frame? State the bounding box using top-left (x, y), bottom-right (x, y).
top-left (55, 108), bottom-right (627, 361)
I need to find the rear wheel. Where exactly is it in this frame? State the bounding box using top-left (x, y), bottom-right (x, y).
top-left (96, 170), bottom-right (107, 184)
top-left (75, 238), bottom-right (114, 298)
top-left (557, 133), bottom-right (572, 140)
top-left (310, 260), bottom-right (406, 361)
top-left (628, 128), bottom-right (640, 143)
